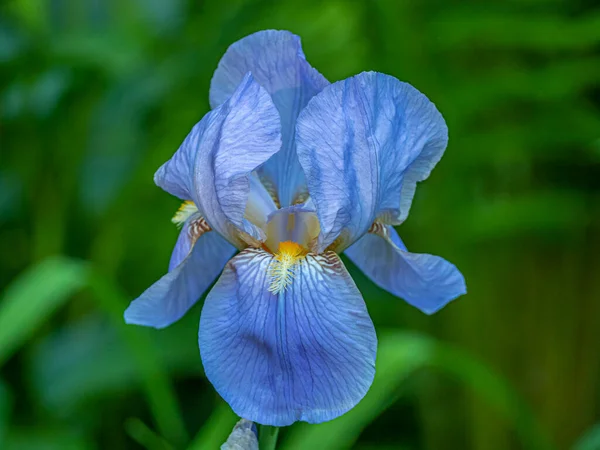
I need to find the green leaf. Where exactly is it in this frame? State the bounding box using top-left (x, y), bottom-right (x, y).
top-left (3, 427), bottom-right (95, 450)
top-left (572, 424), bottom-right (600, 450)
top-left (0, 257), bottom-right (88, 366)
top-left (282, 332), bottom-right (554, 450)
top-left (86, 273), bottom-right (189, 446)
top-left (187, 400), bottom-right (238, 450)
top-left (258, 425), bottom-right (280, 450)
top-left (125, 418), bottom-right (173, 450)
top-left (29, 312), bottom-right (201, 411)
top-left (281, 333), bottom-right (432, 450)
top-left (428, 342), bottom-right (555, 450)
top-left (0, 378), bottom-right (13, 445)
top-left (2, 256), bottom-right (188, 447)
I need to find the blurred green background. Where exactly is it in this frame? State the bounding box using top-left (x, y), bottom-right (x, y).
top-left (1, 0), bottom-right (599, 449)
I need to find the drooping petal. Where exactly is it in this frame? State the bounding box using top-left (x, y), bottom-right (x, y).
top-left (156, 73), bottom-right (281, 247)
top-left (125, 215), bottom-right (236, 329)
top-left (199, 249), bottom-right (377, 426)
top-left (168, 212), bottom-right (203, 271)
top-left (296, 71), bottom-right (448, 251)
top-left (345, 224), bottom-right (465, 314)
top-left (210, 30), bottom-right (329, 207)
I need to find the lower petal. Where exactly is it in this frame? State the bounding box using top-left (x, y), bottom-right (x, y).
top-left (345, 225), bottom-right (466, 314)
top-left (199, 249), bottom-right (376, 426)
top-left (124, 223), bottom-right (236, 329)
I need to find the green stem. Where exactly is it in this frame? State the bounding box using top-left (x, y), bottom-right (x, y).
top-left (259, 426), bottom-right (280, 450)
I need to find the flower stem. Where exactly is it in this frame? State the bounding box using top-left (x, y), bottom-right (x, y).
top-left (259, 425), bottom-right (279, 450)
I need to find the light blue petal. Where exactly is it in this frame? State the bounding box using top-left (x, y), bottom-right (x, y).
top-left (153, 133), bottom-right (195, 201)
top-left (244, 173), bottom-right (278, 232)
top-left (397, 127), bottom-right (448, 225)
top-left (210, 30), bottom-right (329, 207)
top-left (156, 73), bottom-right (281, 247)
top-left (345, 224), bottom-right (466, 314)
top-left (221, 419), bottom-right (258, 450)
top-left (124, 215), bottom-right (236, 329)
top-left (296, 71), bottom-right (448, 251)
top-left (168, 212), bottom-right (202, 272)
top-left (199, 249), bottom-right (376, 426)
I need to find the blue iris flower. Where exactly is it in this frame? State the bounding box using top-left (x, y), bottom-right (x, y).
top-left (124, 30), bottom-right (466, 426)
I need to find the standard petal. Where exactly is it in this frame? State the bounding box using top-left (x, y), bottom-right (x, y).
top-left (199, 249), bottom-right (376, 426)
top-left (345, 224), bottom-right (465, 314)
top-left (125, 217), bottom-right (236, 329)
top-left (210, 30), bottom-right (329, 207)
top-left (154, 147), bottom-right (194, 201)
top-left (296, 71), bottom-right (448, 251)
top-left (244, 173), bottom-right (278, 232)
top-left (397, 130), bottom-right (448, 224)
top-left (156, 72), bottom-right (281, 247)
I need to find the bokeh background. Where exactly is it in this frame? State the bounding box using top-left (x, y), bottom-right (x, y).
top-left (1, 0), bottom-right (599, 449)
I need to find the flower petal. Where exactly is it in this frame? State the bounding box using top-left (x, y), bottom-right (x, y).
top-left (125, 216), bottom-right (236, 329)
top-left (244, 173), bottom-right (278, 232)
top-left (210, 30), bottom-right (329, 207)
top-left (296, 71), bottom-right (448, 251)
top-left (156, 73), bottom-right (281, 247)
top-left (221, 419), bottom-right (258, 450)
top-left (199, 249), bottom-right (376, 426)
top-left (397, 129), bottom-right (448, 225)
top-left (345, 224), bottom-right (465, 314)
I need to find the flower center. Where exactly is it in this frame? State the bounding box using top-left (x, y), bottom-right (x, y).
top-left (268, 241), bottom-right (306, 295)
top-left (264, 208), bottom-right (320, 254)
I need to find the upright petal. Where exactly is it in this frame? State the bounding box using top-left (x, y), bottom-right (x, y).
top-left (296, 71), bottom-right (448, 251)
top-left (199, 249), bottom-right (376, 426)
top-left (156, 73), bottom-right (281, 247)
top-left (210, 30), bottom-right (329, 207)
top-left (345, 224), bottom-right (465, 314)
top-left (125, 215), bottom-right (236, 328)
top-left (244, 173), bottom-right (278, 232)
top-left (397, 128), bottom-right (448, 225)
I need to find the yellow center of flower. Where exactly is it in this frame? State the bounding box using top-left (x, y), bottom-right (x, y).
top-left (268, 241), bottom-right (306, 295)
top-left (172, 201), bottom-right (198, 227)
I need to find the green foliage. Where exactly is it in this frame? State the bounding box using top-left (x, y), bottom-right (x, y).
top-left (187, 401), bottom-right (238, 450)
top-left (1, 0), bottom-right (598, 449)
top-left (0, 379), bottom-right (12, 443)
top-left (573, 424), bottom-right (600, 450)
top-left (0, 257), bottom-right (87, 365)
top-left (0, 258), bottom-right (187, 447)
top-left (259, 426), bottom-right (280, 450)
top-left (30, 312), bottom-right (200, 412)
top-left (282, 332), bottom-right (554, 450)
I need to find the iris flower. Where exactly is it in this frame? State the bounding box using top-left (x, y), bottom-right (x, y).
top-left (125, 30), bottom-right (466, 426)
